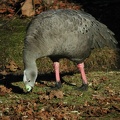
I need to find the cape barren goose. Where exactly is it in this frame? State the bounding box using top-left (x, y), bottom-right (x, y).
top-left (23, 9), bottom-right (117, 92)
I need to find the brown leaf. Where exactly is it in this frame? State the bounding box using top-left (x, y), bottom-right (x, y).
top-left (49, 90), bottom-right (63, 99)
top-left (26, 109), bottom-right (33, 116)
top-left (39, 94), bottom-right (49, 100)
top-left (17, 104), bottom-right (24, 112)
top-left (84, 101), bottom-right (90, 107)
top-left (7, 7), bottom-right (14, 14)
top-left (0, 8), bottom-right (7, 13)
top-left (0, 85), bottom-right (12, 96)
top-left (21, 0), bottom-right (35, 17)
top-left (0, 70), bottom-right (8, 75)
top-left (6, 60), bottom-right (18, 72)
top-left (1, 116), bottom-right (10, 120)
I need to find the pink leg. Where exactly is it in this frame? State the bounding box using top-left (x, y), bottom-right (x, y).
top-left (53, 62), bottom-right (60, 82)
top-left (77, 62), bottom-right (88, 84)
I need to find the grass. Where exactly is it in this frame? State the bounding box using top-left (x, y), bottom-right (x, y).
top-left (0, 18), bottom-right (120, 119)
top-left (0, 18), bottom-right (30, 69)
top-left (0, 71), bottom-right (120, 119)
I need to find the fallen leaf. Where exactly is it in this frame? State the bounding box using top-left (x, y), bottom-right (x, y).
top-left (6, 60), bottom-right (18, 72)
top-left (0, 85), bottom-right (12, 96)
top-left (0, 70), bottom-right (8, 75)
top-left (49, 90), bottom-right (63, 99)
top-left (39, 94), bottom-right (49, 100)
top-left (21, 0), bottom-right (35, 17)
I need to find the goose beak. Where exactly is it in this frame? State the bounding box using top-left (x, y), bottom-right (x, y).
top-left (25, 85), bottom-right (32, 92)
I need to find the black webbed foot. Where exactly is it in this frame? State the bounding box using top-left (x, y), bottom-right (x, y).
top-left (76, 84), bottom-right (88, 91)
top-left (51, 81), bottom-right (62, 90)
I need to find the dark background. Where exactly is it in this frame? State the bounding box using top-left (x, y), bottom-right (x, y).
top-left (71, 0), bottom-right (120, 47)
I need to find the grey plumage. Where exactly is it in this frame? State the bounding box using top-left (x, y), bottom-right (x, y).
top-left (23, 9), bottom-right (117, 90)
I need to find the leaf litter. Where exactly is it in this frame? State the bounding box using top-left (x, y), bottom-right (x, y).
top-left (0, 85), bottom-right (12, 96)
top-left (5, 60), bottom-right (19, 72)
top-left (0, 73), bottom-right (120, 120)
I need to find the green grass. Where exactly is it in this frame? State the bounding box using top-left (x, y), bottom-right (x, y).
top-left (0, 18), bottom-right (30, 68)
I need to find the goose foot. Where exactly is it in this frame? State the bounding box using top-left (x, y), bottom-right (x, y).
top-left (76, 84), bottom-right (88, 91)
top-left (52, 81), bottom-right (62, 90)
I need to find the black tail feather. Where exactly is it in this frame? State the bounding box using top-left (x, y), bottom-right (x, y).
top-left (92, 21), bottom-right (118, 49)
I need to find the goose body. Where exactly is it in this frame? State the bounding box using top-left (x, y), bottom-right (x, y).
top-left (23, 9), bottom-right (117, 91)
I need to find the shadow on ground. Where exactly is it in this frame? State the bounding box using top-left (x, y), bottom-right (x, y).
top-left (0, 72), bottom-right (76, 94)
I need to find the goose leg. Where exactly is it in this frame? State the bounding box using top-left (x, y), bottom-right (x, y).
top-left (53, 62), bottom-right (62, 89)
top-left (77, 62), bottom-right (88, 91)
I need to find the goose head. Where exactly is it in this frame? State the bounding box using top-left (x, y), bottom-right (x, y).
top-left (23, 69), bottom-right (38, 92)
